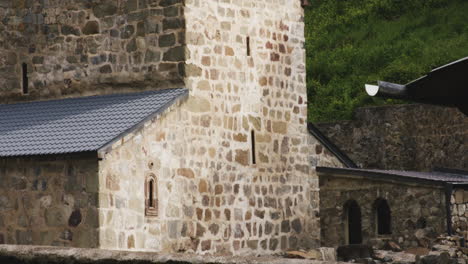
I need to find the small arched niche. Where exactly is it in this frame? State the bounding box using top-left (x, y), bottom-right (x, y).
top-left (145, 173), bottom-right (158, 217)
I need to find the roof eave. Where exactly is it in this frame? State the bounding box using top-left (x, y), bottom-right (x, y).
top-left (96, 89), bottom-right (189, 159)
top-left (307, 123), bottom-right (358, 168)
top-left (316, 166), bottom-right (461, 187)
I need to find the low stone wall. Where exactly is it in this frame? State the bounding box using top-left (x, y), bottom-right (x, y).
top-left (451, 188), bottom-right (468, 239)
top-left (0, 245), bottom-right (343, 264)
top-left (316, 104), bottom-right (468, 171)
top-left (0, 155), bottom-right (99, 248)
top-left (319, 173), bottom-right (447, 248)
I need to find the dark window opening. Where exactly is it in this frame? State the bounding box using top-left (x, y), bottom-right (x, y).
top-left (145, 175), bottom-right (158, 217)
top-left (246, 36), bottom-right (251, 56)
top-left (416, 217), bottom-right (427, 229)
top-left (345, 200), bottom-right (362, 244)
top-left (375, 199), bottom-right (392, 235)
top-left (148, 179), bottom-right (154, 207)
top-left (251, 130), bottom-right (256, 164)
top-left (22, 63), bottom-right (28, 94)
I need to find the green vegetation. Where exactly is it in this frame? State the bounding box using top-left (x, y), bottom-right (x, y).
top-left (305, 0), bottom-right (468, 122)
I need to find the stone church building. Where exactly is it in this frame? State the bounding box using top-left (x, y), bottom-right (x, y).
top-left (0, 0), bottom-right (466, 257)
top-left (0, 0), bottom-right (344, 255)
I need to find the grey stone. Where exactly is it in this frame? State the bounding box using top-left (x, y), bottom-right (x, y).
top-left (162, 18), bottom-right (184, 31)
top-left (168, 221), bottom-right (180, 239)
top-left (99, 65), bottom-right (113, 74)
top-left (92, 2), bottom-right (118, 18)
top-left (61, 25), bottom-right (80, 36)
top-left (145, 50), bottom-right (161, 63)
top-left (144, 17), bottom-right (159, 34)
top-left (291, 218), bottom-right (302, 233)
top-left (15, 230), bottom-right (32, 245)
top-left (121, 25), bottom-right (135, 39)
top-left (159, 33), bottom-right (176, 47)
top-left (125, 0), bottom-right (138, 13)
top-left (126, 38), bottom-right (138, 52)
top-left (45, 207), bottom-right (66, 227)
top-left (163, 6), bottom-right (179, 17)
top-left (163, 46), bottom-right (185, 61)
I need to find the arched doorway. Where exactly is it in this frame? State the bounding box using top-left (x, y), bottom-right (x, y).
top-left (344, 200), bottom-right (362, 244)
top-left (374, 198), bottom-right (391, 235)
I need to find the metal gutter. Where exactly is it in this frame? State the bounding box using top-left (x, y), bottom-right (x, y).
top-left (364, 57), bottom-right (468, 116)
top-left (308, 123), bottom-right (358, 168)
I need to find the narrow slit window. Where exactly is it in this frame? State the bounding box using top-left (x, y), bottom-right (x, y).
top-left (22, 63), bottom-right (28, 94)
top-left (246, 36), bottom-right (251, 56)
top-left (148, 180), bottom-right (154, 207)
top-left (251, 130), bottom-right (256, 165)
top-left (145, 175), bottom-right (158, 217)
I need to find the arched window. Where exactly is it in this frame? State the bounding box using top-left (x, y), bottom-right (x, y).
top-left (145, 174), bottom-right (158, 216)
top-left (374, 198), bottom-right (391, 235)
top-left (344, 200), bottom-right (362, 244)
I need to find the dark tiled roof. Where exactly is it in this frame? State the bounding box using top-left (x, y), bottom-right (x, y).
top-left (0, 88), bottom-right (188, 157)
top-left (316, 167), bottom-right (468, 184)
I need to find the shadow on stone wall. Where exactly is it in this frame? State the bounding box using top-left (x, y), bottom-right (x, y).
top-left (316, 104), bottom-right (468, 171)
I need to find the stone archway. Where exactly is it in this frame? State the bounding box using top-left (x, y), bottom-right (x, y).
top-left (344, 200), bottom-right (362, 244)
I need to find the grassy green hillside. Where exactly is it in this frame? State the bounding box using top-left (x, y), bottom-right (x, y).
top-left (305, 0), bottom-right (468, 122)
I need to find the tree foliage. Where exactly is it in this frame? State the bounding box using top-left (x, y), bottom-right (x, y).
top-left (305, 0), bottom-right (468, 122)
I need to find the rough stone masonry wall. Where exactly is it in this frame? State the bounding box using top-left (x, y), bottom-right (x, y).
top-left (97, 0), bottom-right (338, 255)
top-left (0, 0), bottom-right (185, 104)
top-left (0, 155), bottom-right (99, 248)
top-left (451, 188), bottom-right (468, 240)
top-left (319, 175), bottom-right (447, 248)
top-left (316, 104), bottom-right (468, 171)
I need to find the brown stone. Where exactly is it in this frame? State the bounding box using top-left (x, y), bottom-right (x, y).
top-left (215, 184), bottom-right (223, 195)
top-left (455, 190), bottom-right (464, 204)
top-left (201, 240), bottom-right (211, 251)
top-left (254, 209), bottom-right (265, 219)
top-left (224, 209), bottom-right (231, 220)
top-left (272, 121), bottom-right (287, 134)
top-left (196, 208), bottom-right (203, 221)
top-left (196, 223), bottom-right (206, 237)
top-left (225, 46), bottom-right (234, 56)
top-left (197, 80), bottom-right (210, 91)
top-left (82, 21), bottom-right (100, 35)
top-left (235, 149), bottom-right (249, 166)
top-left (205, 209), bottom-right (212, 221)
top-left (177, 168), bottom-right (195, 178)
top-left (233, 133), bottom-right (247, 142)
top-left (201, 56), bottom-right (211, 66)
top-left (199, 179), bottom-right (208, 193)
